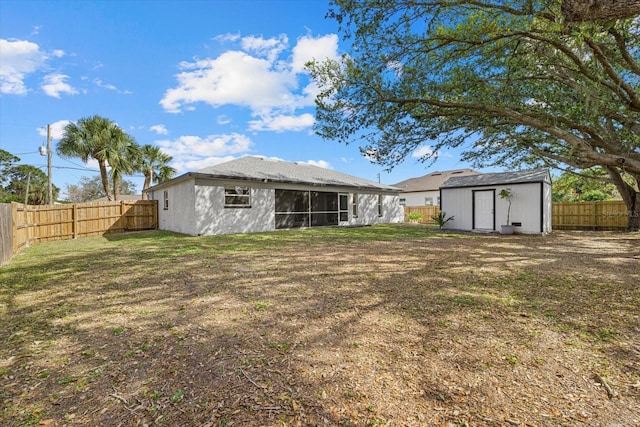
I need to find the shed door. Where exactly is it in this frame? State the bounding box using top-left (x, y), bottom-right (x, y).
top-left (473, 190), bottom-right (494, 230)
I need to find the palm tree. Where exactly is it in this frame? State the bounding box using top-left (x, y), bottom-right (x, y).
top-left (57, 115), bottom-right (136, 201)
top-left (137, 145), bottom-right (176, 199)
top-left (106, 136), bottom-right (141, 200)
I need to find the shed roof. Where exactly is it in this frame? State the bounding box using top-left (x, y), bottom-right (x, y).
top-left (392, 169), bottom-right (479, 193)
top-left (440, 168), bottom-right (550, 189)
top-left (146, 156), bottom-right (400, 192)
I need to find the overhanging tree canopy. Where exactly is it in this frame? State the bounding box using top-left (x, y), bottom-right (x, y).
top-left (309, 0), bottom-right (640, 230)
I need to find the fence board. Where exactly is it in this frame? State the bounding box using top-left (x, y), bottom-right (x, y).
top-left (0, 204), bottom-right (13, 265)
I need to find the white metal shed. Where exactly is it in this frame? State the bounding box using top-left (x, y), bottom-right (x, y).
top-left (439, 169), bottom-right (552, 234)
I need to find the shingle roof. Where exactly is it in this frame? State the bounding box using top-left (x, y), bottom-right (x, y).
top-left (392, 169), bottom-right (479, 192)
top-left (148, 156), bottom-right (400, 192)
top-left (440, 168), bottom-right (550, 189)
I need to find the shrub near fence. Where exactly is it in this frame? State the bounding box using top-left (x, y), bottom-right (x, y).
top-left (1, 200), bottom-right (157, 265)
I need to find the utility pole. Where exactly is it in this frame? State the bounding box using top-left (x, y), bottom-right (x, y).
top-left (40, 124), bottom-right (53, 204)
top-left (47, 124), bottom-right (52, 204)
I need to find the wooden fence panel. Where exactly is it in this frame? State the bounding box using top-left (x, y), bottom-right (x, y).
top-left (404, 206), bottom-right (441, 224)
top-left (552, 200), bottom-right (627, 230)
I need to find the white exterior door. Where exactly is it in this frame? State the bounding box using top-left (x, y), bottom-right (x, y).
top-left (473, 190), bottom-right (494, 230)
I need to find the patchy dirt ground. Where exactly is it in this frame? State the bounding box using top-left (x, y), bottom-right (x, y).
top-left (1, 226), bottom-right (639, 426)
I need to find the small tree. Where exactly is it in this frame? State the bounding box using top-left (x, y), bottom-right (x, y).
top-left (499, 188), bottom-right (513, 226)
top-left (431, 211), bottom-right (455, 230)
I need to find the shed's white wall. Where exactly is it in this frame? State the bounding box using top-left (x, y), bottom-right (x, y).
top-left (400, 190), bottom-right (440, 206)
top-left (440, 188), bottom-right (474, 231)
top-left (442, 182), bottom-right (550, 234)
top-left (194, 183), bottom-right (275, 235)
top-left (153, 178), bottom-right (197, 235)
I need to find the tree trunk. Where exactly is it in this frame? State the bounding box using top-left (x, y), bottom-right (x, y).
top-left (606, 166), bottom-right (640, 231)
top-left (562, 0), bottom-right (640, 22)
top-left (113, 177), bottom-right (120, 201)
top-left (141, 173), bottom-right (151, 200)
top-left (98, 160), bottom-right (114, 201)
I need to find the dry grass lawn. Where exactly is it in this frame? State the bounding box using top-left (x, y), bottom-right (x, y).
top-left (1, 225), bottom-right (639, 426)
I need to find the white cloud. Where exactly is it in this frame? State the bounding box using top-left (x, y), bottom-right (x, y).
top-left (155, 132), bottom-right (253, 172)
top-left (248, 113), bottom-right (314, 132)
top-left (216, 115), bottom-right (231, 125)
top-left (160, 50), bottom-right (301, 114)
top-left (172, 155), bottom-right (237, 173)
top-left (160, 32), bottom-right (340, 130)
top-left (41, 73), bottom-right (78, 98)
top-left (412, 145), bottom-right (439, 159)
top-left (94, 78), bottom-right (132, 94)
top-left (0, 38), bottom-right (47, 94)
top-left (150, 124), bottom-right (168, 135)
top-left (291, 34), bottom-right (339, 73)
top-left (213, 33), bottom-right (241, 43)
top-left (241, 34), bottom-right (288, 62)
top-left (36, 119), bottom-right (71, 140)
top-left (300, 159), bottom-right (332, 169)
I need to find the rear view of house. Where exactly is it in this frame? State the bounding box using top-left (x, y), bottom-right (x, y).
top-left (440, 169), bottom-right (552, 234)
top-left (144, 156), bottom-right (403, 236)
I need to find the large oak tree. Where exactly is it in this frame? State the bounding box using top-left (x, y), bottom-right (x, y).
top-left (309, 0), bottom-right (640, 230)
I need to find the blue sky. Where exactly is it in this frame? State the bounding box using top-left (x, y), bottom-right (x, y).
top-left (1, 0), bottom-right (489, 197)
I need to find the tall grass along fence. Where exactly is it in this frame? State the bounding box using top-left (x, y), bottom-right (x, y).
top-left (0, 200), bottom-right (157, 265)
top-left (552, 200), bottom-right (629, 230)
top-left (404, 200), bottom-right (629, 230)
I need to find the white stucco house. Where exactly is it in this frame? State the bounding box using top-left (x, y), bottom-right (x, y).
top-left (392, 169), bottom-right (479, 206)
top-left (144, 156), bottom-right (404, 236)
top-left (439, 168), bottom-right (552, 234)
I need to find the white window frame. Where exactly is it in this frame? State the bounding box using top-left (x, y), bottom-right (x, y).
top-left (225, 186), bottom-right (251, 208)
top-left (352, 193), bottom-right (358, 218)
top-left (377, 194), bottom-right (383, 217)
top-left (163, 190), bottom-right (169, 210)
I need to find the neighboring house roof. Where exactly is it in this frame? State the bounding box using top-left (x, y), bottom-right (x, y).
top-left (146, 156), bottom-right (401, 192)
top-left (440, 168), bottom-right (550, 189)
top-left (91, 194), bottom-right (142, 202)
top-left (392, 169), bottom-right (479, 193)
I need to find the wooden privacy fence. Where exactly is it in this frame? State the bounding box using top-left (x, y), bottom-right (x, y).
top-left (404, 201), bottom-right (629, 230)
top-left (1, 200), bottom-right (157, 265)
top-left (403, 206), bottom-right (440, 224)
top-left (552, 200), bottom-right (628, 230)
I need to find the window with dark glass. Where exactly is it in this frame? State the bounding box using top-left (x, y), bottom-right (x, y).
top-left (163, 190), bottom-right (169, 210)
